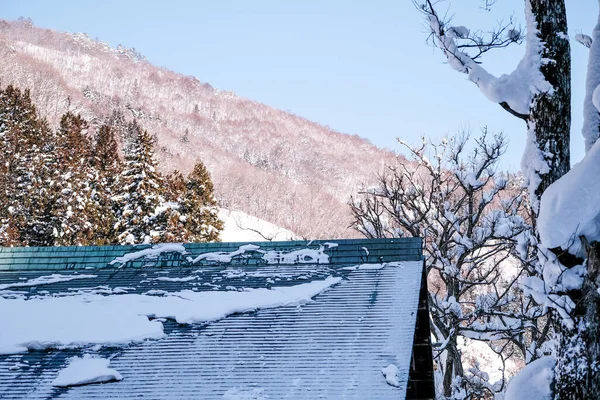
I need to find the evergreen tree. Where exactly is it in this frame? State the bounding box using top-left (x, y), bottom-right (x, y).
top-left (161, 170), bottom-right (188, 242)
top-left (94, 124), bottom-right (120, 173)
top-left (106, 109), bottom-right (128, 144)
top-left (158, 162), bottom-right (223, 243)
top-left (91, 124), bottom-right (122, 244)
top-left (113, 120), bottom-right (166, 244)
top-left (50, 112), bottom-right (106, 245)
top-left (0, 88), bottom-right (221, 247)
top-left (180, 160), bottom-right (223, 242)
top-left (0, 86), bottom-right (20, 245)
top-left (0, 85), bottom-right (54, 246)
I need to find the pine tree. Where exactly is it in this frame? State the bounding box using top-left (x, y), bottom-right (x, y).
top-left (105, 109), bottom-right (128, 149)
top-left (157, 162), bottom-right (223, 243)
top-left (180, 160), bottom-right (223, 242)
top-left (0, 85), bottom-right (54, 246)
top-left (50, 112), bottom-right (106, 245)
top-left (113, 120), bottom-right (166, 244)
top-left (161, 170), bottom-right (188, 242)
top-left (0, 86), bottom-right (18, 245)
top-left (94, 124), bottom-right (120, 173)
top-left (0, 87), bottom-right (222, 248)
top-left (91, 124), bottom-right (122, 244)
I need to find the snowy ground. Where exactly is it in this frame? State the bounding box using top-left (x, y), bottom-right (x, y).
top-left (218, 209), bottom-right (297, 242)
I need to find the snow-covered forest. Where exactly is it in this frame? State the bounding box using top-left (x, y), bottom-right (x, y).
top-left (0, 85), bottom-right (222, 246)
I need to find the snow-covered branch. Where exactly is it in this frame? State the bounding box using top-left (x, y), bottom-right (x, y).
top-left (582, 13), bottom-right (600, 151)
top-left (416, 0), bottom-right (552, 120)
top-left (575, 33), bottom-right (593, 49)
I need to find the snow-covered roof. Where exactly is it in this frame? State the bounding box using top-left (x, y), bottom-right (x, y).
top-left (0, 238), bottom-right (426, 399)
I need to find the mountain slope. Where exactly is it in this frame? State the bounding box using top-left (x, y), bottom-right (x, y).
top-left (0, 19), bottom-right (402, 238)
top-left (218, 209), bottom-right (297, 242)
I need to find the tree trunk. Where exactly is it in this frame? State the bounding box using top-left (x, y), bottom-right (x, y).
top-left (582, 242), bottom-right (600, 396)
top-left (554, 241), bottom-right (600, 399)
top-left (528, 0), bottom-right (571, 207)
top-left (442, 338), bottom-right (464, 397)
top-left (443, 351), bottom-right (454, 398)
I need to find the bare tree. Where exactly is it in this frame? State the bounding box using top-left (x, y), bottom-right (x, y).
top-left (350, 131), bottom-right (546, 398)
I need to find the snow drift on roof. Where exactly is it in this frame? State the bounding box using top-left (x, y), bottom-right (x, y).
top-left (52, 355), bottom-right (123, 387)
top-left (0, 277), bottom-right (341, 354)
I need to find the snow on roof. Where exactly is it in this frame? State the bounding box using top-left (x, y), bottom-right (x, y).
top-left (52, 355), bottom-right (123, 388)
top-left (0, 238), bottom-right (424, 399)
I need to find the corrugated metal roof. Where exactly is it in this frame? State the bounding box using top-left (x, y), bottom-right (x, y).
top-left (0, 238), bottom-right (424, 399)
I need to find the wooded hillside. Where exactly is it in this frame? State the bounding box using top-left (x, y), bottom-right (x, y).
top-left (0, 18), bottom-right (401, 239)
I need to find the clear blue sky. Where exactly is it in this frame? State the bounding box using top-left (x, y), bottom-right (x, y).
top-left (0, 0), bottom-right (595, 170)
